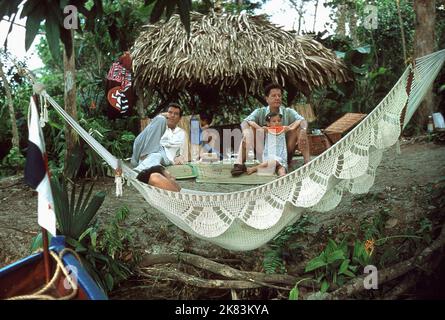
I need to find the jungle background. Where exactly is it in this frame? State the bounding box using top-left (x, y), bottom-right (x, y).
top-left (0, 0), bottom-right (445, 300)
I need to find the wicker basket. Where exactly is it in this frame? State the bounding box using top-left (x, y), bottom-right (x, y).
top-left (308, 113), bottom-right (367, 156)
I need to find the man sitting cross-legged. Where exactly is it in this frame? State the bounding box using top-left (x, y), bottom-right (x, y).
top-left (231, 83), bottom-right (310, 176)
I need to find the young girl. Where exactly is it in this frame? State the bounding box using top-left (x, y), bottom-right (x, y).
top-left (246, 112), bottom-right (290, 177)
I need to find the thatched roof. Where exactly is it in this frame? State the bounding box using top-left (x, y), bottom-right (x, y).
top-left (132, 12), bottom-right (351, 102)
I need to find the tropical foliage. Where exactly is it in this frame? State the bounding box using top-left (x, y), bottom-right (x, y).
top-left (0, 0), bottom-right (193, 60)
top-left (0, 0), bottom-right (444, 300)
top-left (1, 0), bottom-right (443, 176)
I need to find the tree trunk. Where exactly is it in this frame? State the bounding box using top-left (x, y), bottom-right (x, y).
top-left (348, 6), bottom-right (358, 46)
top-left (289, 1), bottom-right (306, 35)
top-left (396, 0), bottom-right (408, 64)
top-left (63, 30), bottom-right (78, 174)
top-left (312, 0), bottom-right (319, 32)
top-left (0, 60), bottom-right (20, 149)
top-left (336, 4), bottom-right (347, 37)
top-left (413, 0), bottom-right (436, 129)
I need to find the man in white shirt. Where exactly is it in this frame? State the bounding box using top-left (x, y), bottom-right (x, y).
top-left (131, 103), bottom-right (186, 173)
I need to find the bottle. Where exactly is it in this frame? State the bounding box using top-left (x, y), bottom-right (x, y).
top-left (190, 115), bottom-right (201, 162)
top-left (427, 115), bottom-right (434, 133)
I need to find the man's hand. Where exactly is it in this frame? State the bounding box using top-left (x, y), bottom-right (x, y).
top-left (247, 121), bottom-right (262, 130)
top-left (283, 126), bottom-right (290, 133)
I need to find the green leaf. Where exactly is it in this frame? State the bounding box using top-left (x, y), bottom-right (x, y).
top-left (69, 181), bottom-right (76, 223)
top-left (89, 251), bottom-right (110, 263)
top-left (338, 259), bottom-right (350, 275)
top-left (47, 120), bottom-right (63, 130)
top-left (305, 256), bottom-right (327, 272)
top-left (80, 183), bottom-right (95, 217)
top-left (29, 232), bottom-right (52, 252)
top-left (353, 241), bottom-right (364, 261)
top-left (320, 280), bottom-right (329, 293)
top-left (350, 65), bottom-right (369, 75)
top-left (105, 273), bottom-right (114, 291)
top-left (65, 236), bottom-right (86, 252)
top-left (78, 226), bottom-right (93, 242)
top-left (45, 12), bottom-right (61, 60)
top-left (74, 182), bottom-right (86, 217)
top-left (348, 265), bottom-right (358, 273)
top-left (91, 230), bottom-right (97, 249)
top-left (337, 274), bottom-right (346, 286)
top-left (326, 250), bottom-right (345, 264)
top-left (325, 238), bottom-right (338, 254)
top-left (343, 270), bottom-right (355, 277)
top-left (289, 287), bottom-right (299, 300)
top-left (338, 238), bottom-right (349, 256)
top-left (24, 11), bottom-right (43, 51)
top-left (72, 191), bottom-right (105, 238)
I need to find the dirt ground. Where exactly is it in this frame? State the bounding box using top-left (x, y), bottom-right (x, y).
top-left (1, 139), bottom-right (444, 299)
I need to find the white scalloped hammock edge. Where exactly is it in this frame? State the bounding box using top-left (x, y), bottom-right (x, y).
top-left (40, 49), bottom-right (445, 251)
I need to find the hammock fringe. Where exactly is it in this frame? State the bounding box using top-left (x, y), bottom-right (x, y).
top-left (25, 49), bottom-right (445, 251)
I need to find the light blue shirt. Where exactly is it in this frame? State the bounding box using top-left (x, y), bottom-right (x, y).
top-left (244, 106), bottom-right (304, 126)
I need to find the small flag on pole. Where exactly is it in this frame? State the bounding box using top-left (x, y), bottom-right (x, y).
top-left (24, 96), bottom-right (57, 236)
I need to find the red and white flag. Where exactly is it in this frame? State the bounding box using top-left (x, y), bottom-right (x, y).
top-left (24, 96), bottom-right (56, 236)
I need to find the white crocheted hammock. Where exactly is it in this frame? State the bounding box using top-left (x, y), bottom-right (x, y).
top-left (38, 50), bottom-right (445, 251)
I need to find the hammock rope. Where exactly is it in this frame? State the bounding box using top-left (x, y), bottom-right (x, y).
top-left (27, 49), bottom-right (445, 251)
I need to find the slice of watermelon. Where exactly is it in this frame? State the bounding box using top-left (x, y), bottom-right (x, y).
top-left (267, 126), bottom-right (285, 135)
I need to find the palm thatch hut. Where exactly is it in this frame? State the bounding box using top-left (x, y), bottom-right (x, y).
top-left (132, 11), bottom-right (351, 110)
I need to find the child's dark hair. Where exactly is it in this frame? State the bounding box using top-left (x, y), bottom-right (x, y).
top-left (199, 112), bottom-right (213, 125)
top-left (265, 112), bottom-right (282, 122)
top-left (136, 165), bottom-right (166, 184)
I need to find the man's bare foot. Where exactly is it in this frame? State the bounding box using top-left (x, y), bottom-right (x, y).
top-left (277, 166), bottom-right (286, 177)
top-left (246, 167), bottom-right (257, 175)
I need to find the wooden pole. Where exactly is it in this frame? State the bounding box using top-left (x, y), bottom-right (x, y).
top-left (42, 228), bottom-right (51, 283)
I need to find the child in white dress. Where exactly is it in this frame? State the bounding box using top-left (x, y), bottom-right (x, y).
top-left (246, 112), bottom-right (289, 177)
